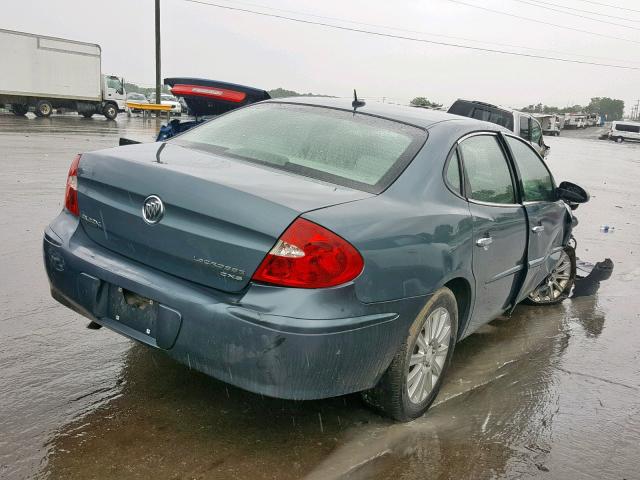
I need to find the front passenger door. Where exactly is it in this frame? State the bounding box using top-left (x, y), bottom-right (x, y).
top-left (504, 135), bottom-right (568, 303)
top-left (458, 134), bottom-right (528, 331)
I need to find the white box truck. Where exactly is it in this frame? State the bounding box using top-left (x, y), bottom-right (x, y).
top-left (0, 29), bottom-right (126, 119)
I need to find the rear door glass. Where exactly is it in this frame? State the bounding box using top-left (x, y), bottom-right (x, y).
top-left (460, 135), bottom-right (515, 204)
top-left (175, 103), bottom-right (428, 193)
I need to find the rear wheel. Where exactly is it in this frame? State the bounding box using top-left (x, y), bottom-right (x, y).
top-left (35, 100), bottom-right (53, 118)
top-left (103, 103), bottom-right (118, 120)
top-left (81, 111), bottom-right (94, 118)
top-left (12, 104), bottom-right (28, 116)
top-left (524, 246), bottom-right (576, 305)
top-left (361, 287), bottom-right (458, 421)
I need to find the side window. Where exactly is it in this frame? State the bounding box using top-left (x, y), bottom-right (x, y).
top-left (519, 116), bottom-right (530, 141)
top-left (615, 123), bottom-right (640, 133)
top-left (531, 120), bottom-right (542, 145)
top-left (459, 135), bottom-right (515, 204)
top-left (107, 77), bottom-right (122, 92)
top-left (506, 136), bottom-right (555, 202)
top-left (446, 150), bottom-right (462, 195)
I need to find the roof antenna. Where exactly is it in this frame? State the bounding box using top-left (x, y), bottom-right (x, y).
top-left (352, 89), bottom-right (365, 112)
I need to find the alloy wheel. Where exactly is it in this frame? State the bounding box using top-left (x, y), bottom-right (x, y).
top-left (528, 250), bottom-right (572, 302)
top-left (406, 307), bottom-right (452, 404)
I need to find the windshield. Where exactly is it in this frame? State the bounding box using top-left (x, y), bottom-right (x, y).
top-left (174, 103), bottom-right (427, 193)
top-left (127, 93), bottom-right (146, 100)
top-left (161, 95), bottom-right (176, 101)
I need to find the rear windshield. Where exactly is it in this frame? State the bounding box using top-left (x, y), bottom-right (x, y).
top-left (448, 100), bottom-right (514, 131)
top-left (173, 103), bottom-right (428, 193)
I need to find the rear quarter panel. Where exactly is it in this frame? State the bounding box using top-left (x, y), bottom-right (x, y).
top-left (304, 120), bottom-right (476, 305)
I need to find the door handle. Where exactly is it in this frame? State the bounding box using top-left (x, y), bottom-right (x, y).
top-left (476, 236), bottom-right (493, 249)
top-left (531, 225), bottom-right (545, 234)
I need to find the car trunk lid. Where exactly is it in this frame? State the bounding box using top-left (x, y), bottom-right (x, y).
top-left (76, 142), bottom-right (372, 292)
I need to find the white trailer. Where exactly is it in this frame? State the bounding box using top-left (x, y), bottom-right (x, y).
top-left (0, 29), bottom-right (126, 119)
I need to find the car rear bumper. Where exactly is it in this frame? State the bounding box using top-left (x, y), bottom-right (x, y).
top-left (43, 211), bottom-right (427, 400)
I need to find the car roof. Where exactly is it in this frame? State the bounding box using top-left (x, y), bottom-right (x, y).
top-left (265, 96), bottom-right (504, 131)
top-left (451, 98), bottom-right (526, 115)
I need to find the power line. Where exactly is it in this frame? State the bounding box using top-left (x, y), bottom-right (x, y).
top-left (211, 0), bottom-right (640, 65)
top-left (445, 0), bottom-right (640, 45)
top-left (183, 0), bottom-right (640, 70)
top-left (573, 0), bottom-right (640, 15)
top-left (511, 0), bottom-right (640, 30)
top-left (520, 0), bottom-right (640, 23)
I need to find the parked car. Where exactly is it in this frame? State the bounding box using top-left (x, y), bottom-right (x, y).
top-left (125, 92), bottom-right (148, 114)
top-left (608, 120), bottom-right (640, 143)
top-left (43, 98), bottom-right (588, 421)
top-left (448, 99), bottom-right (549, 157)
top-left (160, 94), bottom-right (182, 116)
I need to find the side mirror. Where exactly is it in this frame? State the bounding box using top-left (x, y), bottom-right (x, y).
top-left (557, 181), bottom-right (590, 204)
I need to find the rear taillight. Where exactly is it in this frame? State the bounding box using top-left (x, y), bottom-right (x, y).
top-left (252, 218), bottom-right (364, 289)
top-left (64, 154), bottom-right (81, 216)
top-left (170, 84), bottom-right (247, 103)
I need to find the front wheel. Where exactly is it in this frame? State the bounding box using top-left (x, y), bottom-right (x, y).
top-left (615, 136), bottom-right (624, 143)
top-left (103, 103), bottom-right (118, 120)
top-left (361, 287), bottom-right (458, 421)
top-left (524, 246), bottom-right (576, 305)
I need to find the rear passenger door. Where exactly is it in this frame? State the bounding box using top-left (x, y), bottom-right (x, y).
top-left (458, 133), bottom-right (528, 331)
top-left (503, 135), bottom-right (567, 303)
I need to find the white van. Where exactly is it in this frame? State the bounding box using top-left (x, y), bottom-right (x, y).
top-left (448, 99), bottom-right (549, 157)
top-left (608, 121), bottom-right (640, 143)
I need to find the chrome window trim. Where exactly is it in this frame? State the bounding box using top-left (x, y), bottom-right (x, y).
top-left (467, 198), bottom-right (523, 208)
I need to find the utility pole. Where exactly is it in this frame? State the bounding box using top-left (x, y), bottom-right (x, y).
top-left (634, 100), bottom-right (640, 121)
top-left (155, 0), bottom-right (162, 109)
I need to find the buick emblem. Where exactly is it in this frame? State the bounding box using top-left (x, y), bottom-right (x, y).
top-left (142, 195), bottom-right (164, 224)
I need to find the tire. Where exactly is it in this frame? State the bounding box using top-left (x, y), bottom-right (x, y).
top-left (35, 100), bottom-right (53, 118)
top-left (103, 103), bottom-right (118, 120)
top-left (615, 137), bottom-right (624, 143)
top-left (361, 287), bottom-right (458, 421)
top-left (81, 112), bottom-right (94, 119)
top-left (524, 246), bottom-right (576, 305)
top-left (12, 104), bottom-right (28, 116)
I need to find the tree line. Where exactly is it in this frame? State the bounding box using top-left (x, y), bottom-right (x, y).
top-left (122, 83), bottom-right (625, 121)
top-left (520, 97), bottom-right (624, 121)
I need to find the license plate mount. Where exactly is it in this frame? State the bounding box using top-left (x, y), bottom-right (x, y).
top-left (108, 285), bottom-right (159, 337)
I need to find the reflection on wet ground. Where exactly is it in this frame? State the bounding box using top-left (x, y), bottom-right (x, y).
top-left (1, 114), bottom-right (638, 479)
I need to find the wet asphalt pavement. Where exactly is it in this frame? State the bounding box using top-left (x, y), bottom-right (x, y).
top-left (0, 113), bottom-right (638, 480)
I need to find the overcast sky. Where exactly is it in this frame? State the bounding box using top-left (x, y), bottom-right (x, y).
top-left (3, 0), bottom-right (639, 111)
